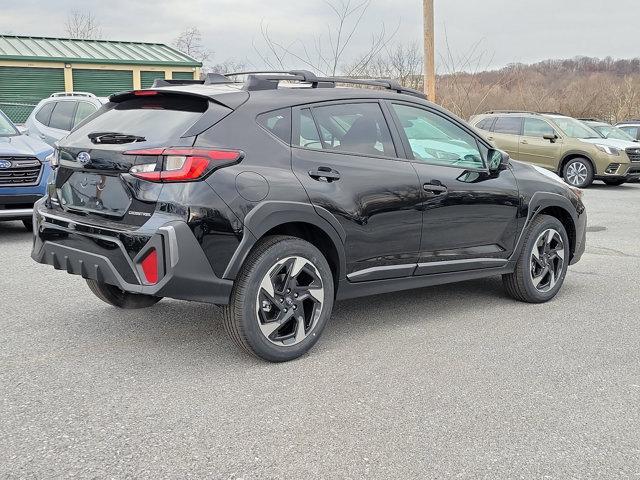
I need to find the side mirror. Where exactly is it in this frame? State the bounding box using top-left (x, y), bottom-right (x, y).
top-left (488, 149), bottom-right (510, 172)
top-left (543, 133), bottom-right (558, 143)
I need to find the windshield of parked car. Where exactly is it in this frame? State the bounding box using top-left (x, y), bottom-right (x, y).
top-left (0, 111), bottom-right (19, 136)
top-left (591, 124), bottom-right (635, 141)
top-left (552, 117), bottom-right (600, 139)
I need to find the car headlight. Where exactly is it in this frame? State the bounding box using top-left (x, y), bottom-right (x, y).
top-left (45, 149), bottom-right (59, 167)
top-left (594, 144), bottom-right (620, 156)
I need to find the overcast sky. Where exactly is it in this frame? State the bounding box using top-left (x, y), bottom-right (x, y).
top-left (1, 0), bottom-right (638, 72)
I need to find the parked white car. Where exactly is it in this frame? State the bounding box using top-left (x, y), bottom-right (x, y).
top-left (25, 92), bottom-right (107, 146)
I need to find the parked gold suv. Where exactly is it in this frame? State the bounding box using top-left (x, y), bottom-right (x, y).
top-left (471, 111), bottom-right (640, 187)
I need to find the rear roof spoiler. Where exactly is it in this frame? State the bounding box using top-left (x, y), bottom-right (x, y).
top-left (108, 87), bottom-right (249, 110)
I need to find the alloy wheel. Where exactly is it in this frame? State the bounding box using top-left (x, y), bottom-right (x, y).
top-left (255, 256), bottom-right (324, 346)
top-left (566, 162), bottom-right (588, 186)
top-left (530, 228), bottom-right (565, 293)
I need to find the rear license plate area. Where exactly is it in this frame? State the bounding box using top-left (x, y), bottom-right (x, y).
top-left (59, 172), bottom-right (132, 217)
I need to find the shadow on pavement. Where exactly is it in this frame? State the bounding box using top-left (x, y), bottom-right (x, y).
top-left (67, 275), bottom-right (511, 365)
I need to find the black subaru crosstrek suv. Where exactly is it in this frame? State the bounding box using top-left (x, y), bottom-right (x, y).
top-left (31, 71), bottom-right (587, 362)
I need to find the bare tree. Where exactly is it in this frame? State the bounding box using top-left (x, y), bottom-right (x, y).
top-left (209, 59), bottom-right (246, 75)
top-left (173, 27), bottom-right (211, 64)
top-left (436, 33), bottom-right (514, 118)
top-left (65, 10), bottom-right (102, 39)
top-left (254, 0), bottom-right (398, 76)
top-left (346, 41), bottom-right (423, 88)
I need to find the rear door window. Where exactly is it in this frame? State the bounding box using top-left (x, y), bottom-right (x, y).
top-left (493, 116), bottom-right (523, 135)
top-left (49, 101), bottom-right (77, 131)
top-left (35, 102), bottom-right (56, 126)
top-left (309, 103), bottom-right (396, 157)
top-left (66, 95), bottom-right (208, 143)
top-left (298, 108), bottom-right (322, 150)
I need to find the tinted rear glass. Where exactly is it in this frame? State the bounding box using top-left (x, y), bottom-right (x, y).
top-left (67, 95), bottom-right (208, 143)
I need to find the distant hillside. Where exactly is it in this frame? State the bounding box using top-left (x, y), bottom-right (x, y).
top-left (436, 57), bottom-right (640, 122)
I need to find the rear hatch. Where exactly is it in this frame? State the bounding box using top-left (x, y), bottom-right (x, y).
top-left (54, 91), bottom-right (233, 227)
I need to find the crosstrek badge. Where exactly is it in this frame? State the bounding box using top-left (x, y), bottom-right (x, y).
top-left (128, 211), bottom-right (152, 217)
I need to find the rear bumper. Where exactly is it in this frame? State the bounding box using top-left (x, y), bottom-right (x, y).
top-left (31, 200), bottom-right (233, 305)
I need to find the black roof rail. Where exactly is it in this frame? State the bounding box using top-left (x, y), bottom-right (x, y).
top-left (577, 118), bottom-right (603, 122)
top-left (224, 70), bottom-right (426, 99)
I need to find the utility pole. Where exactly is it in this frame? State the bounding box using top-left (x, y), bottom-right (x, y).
top-left (423, 0), bottom-right (435, 101)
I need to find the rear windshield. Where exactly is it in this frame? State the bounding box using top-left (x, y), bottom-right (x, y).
top-left (67, 95), bottom-right (208, 143)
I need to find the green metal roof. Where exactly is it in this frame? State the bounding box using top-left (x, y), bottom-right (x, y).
top-left (0, 35), bottom-right (201, 67)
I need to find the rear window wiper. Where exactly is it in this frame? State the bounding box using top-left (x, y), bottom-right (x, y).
top-left (88, 132), bottom-right (146, 144)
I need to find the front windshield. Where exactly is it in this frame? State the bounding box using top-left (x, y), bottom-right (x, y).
top-left (0, 112), bottom-right (19, 137)
top-left (592, 125), bottom-right (635, 141)
top-left (552, 117), bottom-right (600, 139)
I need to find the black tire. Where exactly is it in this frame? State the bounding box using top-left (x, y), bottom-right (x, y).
top-left (603, 178), bottom-right (626, 186)
top-left (86, 279), bottom-right (162, 309)
top-left (223, 235), bottom-right (335, 362)
top-left (503, 214), bottom-right (570, 303)
top-left (562, 157), bottom-right (594, 188)
top-left (22, 219), bottom-right (33, 232)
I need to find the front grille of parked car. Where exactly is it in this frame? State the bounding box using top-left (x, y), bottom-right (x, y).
top-left (0, 156), bottom-right (42, 186)
top-left (626, 148), bottom-right (640, 162)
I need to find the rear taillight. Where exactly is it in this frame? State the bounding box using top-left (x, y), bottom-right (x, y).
top-left (125, 147), bottom-right (243, 182)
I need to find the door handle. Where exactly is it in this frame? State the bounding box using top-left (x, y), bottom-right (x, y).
top-left (423, 180), bottom-right (447, 194)
top-left (521, 139), bottom-right (528, 144)
top-left (487, 136), bottom-right (494, 141)
top-left (309, 166), bottom-right (340, 182)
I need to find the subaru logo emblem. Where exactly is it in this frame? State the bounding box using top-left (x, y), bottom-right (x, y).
top-left (0, 160), bottom-right (11, 169)
top-left (77, 152), bottom-right (91, 165)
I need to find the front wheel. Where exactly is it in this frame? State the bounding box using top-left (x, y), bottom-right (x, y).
top-left (86, 279), bottom-right (162, 309)
top-left (223, 235), bottom-right (334, 362)
top-left (22, 219), bottom-right (33, 232)
top-left (563, 158), bottom-right (593, 188)
top-left (503, 215), bottom-right (570, 303)
top-left (603, 178), bottom-right (626, 186)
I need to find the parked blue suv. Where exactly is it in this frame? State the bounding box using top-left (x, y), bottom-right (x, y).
top-left (0, 109), bottom-right (54, 231)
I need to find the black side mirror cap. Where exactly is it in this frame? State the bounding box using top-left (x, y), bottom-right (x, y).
top-left (488, 149), bottom-right (510, 172)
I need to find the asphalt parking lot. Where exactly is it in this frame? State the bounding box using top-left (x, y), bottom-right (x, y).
top-left (1, 183), bottom-right (640, 479)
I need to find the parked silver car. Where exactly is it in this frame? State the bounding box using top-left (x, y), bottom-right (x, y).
top-left (25, 92), bottom-right (107, 146)
top-left (616, 120), bottom-right (640, 141)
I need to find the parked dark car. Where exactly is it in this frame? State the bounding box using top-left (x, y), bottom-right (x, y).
top-left (0, 108), bottom-right (54, 230)
top-left (31, 71), bottom-right (587, 361)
